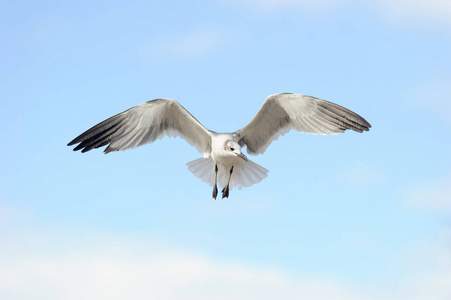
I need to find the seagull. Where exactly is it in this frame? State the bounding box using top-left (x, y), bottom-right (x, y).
top-left (68, 93), bottom-right (371, 199)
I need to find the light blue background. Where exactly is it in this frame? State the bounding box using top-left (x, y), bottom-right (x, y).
top-left (1, 1), bottom-right (450, 299)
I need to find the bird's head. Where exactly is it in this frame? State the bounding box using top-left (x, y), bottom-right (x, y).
top-left (224, 140), bottom-right (248, 161)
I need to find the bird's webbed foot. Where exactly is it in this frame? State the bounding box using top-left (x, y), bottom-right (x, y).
top-left (221, 185), bottom-right (230, 199)
top-left (212, 184), bottom-right (218, 200)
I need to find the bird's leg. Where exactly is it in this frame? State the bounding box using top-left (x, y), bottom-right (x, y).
top-left (212, 164), bottom-right (218, 199)
top-left (222, 166), bottom-right (233, 199)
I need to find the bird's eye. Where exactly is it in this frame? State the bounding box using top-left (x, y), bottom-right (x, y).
top-left (230, 147), bottom-right (235, 151)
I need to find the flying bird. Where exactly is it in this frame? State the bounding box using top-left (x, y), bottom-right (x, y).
top-left (68, 93), bottom-right (371, 199)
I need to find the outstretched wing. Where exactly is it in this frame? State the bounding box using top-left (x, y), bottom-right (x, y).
top-left (68, 99), bottom-right (212, 154)
top-left (236, 93), bottom-right (371, 155)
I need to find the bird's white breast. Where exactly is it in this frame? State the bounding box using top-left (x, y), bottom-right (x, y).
top-left (210, 134), bottom-right (239, 166)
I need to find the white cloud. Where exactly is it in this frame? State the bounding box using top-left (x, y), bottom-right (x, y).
top-left (1, 200), bottom-right (450, 300)
top-left (374, 0), bottom-right (451, 29)
top-left (1, 229), bottom-right (451, 300)
top-left (394, 227), bottom-right (451, 300)
top-left (226, 0), bottom-right (451, 29)
top-left (402, 174), bottom-right (451, 214)
top-left (152, 29), bottom-right (225, 58)
top-left (0, 233), bottom-right (362, 300)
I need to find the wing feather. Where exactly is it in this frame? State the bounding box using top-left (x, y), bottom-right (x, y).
top-left (236, 93), bottom-right (371, 155)
top-left (68, 99), bottom-right (212, 154)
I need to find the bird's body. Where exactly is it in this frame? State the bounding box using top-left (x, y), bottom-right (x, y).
top-left (210, 134), bottom-right (241, 164)
top-left (188, 133), bottom-right (268, 198)
top-left (68, 93), bottom-right (371, 198)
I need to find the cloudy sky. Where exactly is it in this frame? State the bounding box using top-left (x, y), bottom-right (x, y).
top-left (1, 0), bottom-right (450, 299)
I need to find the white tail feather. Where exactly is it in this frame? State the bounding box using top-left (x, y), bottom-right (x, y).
top-left (186, 158), bottom-right (268, 190)
top-left (186, 157), bottom-right (216, 186)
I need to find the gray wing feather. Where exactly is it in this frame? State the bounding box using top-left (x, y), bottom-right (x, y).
top-left (236, 93), bottom-right (371, 155)
top-left (68, 99), bottom-right (212, 154)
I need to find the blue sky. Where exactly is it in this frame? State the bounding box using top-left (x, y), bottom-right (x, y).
top-left (1, 0), bottom-right (450, 299)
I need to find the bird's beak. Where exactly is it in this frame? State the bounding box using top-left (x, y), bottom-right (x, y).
top-left (237, 153), bottom-right (248, 161)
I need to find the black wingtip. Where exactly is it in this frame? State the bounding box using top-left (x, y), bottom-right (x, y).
top-left (68, 140), bottom-right (81, 151)
top-left (73, 144), bottom-right (84, 151)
